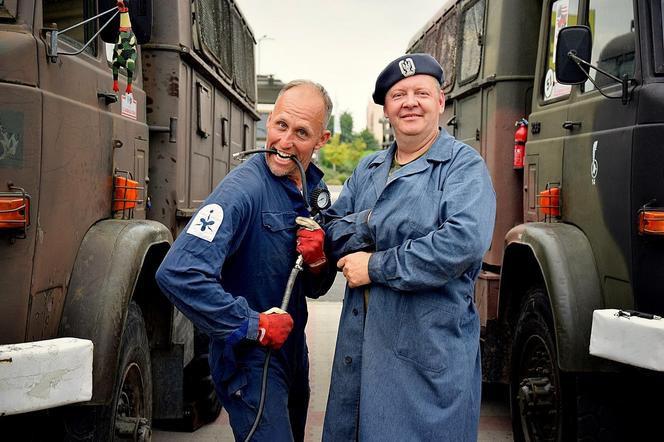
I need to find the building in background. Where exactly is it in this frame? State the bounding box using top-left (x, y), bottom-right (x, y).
top-left (366, 99), bottom-right (393, 148)
top-left (256, 74), bottom-right (285, 146)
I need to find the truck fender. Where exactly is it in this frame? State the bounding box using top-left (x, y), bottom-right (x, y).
top-left (58, 219), bottom-right (172, 404)
top-left (500, 222), bottom-right (608, 372)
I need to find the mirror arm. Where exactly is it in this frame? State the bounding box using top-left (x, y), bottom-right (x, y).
top-left (568, 51), bottom-right (622, 84)
top-left (46, 7), bottom-right (118, 62)
top-left (568, 51), bottom-right (634, 105)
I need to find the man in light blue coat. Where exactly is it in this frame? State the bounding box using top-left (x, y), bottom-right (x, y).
top-left (322, 54), bottom-right (496, 441)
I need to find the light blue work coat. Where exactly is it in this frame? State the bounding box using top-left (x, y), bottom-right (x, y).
top-left (322, 129), bottom-right (496, 441)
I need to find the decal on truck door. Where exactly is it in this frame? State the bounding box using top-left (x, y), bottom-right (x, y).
top-left (591, 140), bottom-right (599, 185)
top-left (0, 111), bottom-right (23, 168)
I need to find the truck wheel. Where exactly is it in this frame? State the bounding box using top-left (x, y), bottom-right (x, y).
top-left (63, 301), bottom-right (152, 441)
top-left (510, 288), bottom-right (626, 442)
top-left (111, 301), bottom-right (153, 441)
top-left (510, 287), bottom-right (562, 441)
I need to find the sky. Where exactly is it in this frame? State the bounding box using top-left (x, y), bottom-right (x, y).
top-left (235, 0), bottom-right (446, 131)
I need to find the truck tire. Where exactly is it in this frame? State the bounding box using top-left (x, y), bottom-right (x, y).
top-left (510, 287), bottom-right (562, 441)
top-left (63, 301), bottom-right (152, 441)
top-left (510, 287), bottom-right (626, 442)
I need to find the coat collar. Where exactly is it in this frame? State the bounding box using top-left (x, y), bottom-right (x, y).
top-left (368, 129), bottom-right (454, 193)
top-left (368, 128), bottom-right (454, 168)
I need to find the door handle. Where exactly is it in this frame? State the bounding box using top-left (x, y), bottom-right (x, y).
top-left (97, 91), bottom-right (118, 105)
top-left (446, 115), bottom-right (457, 128)
top-left (562, 121), bottom-right (582, 130)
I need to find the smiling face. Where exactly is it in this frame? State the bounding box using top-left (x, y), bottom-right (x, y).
top-left (265, 85), bottom-right (331, 188)
top-left (383, 74), bottom-right (444, 141)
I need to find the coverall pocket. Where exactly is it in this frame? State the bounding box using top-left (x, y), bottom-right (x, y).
top-left (226, 369), bottom-right (253, 407)
top-left (260, 211), bottom-right (297, 275)
top-left (261, 211), bottom-right (296, 232)
top-left (394, 297), bottom-right (456, 373)
top-left (224, 369), bottom-right (263, 437)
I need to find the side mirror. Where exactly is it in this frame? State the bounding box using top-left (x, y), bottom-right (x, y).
top-left (555, 25), bottom-right (592, 85)
top-left (99, 0), bottom-right (153, 45)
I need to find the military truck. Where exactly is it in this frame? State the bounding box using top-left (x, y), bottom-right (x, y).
top-left (0, 0), bottom-right (257, 438)
top-left (408, 0), bottom-right (664, 439)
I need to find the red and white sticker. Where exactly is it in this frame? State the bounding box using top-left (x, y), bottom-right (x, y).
top-left (121, 93), bottom-right (137, 120)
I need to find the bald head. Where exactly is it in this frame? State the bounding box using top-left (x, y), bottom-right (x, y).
top-left (277, 80), bottom-right (333, 131)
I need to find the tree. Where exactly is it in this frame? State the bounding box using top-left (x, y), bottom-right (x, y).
top-left (358, 129), bottom-right (380, 150)
top-left (339, 111), bottom-right (353, 143)
top-left (318, 119), bottom-right (381, 185)
top-left (321, 134), bottom-right (349, 173)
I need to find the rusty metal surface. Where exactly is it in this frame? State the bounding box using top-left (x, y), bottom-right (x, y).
top-left (0, 30), bottom-right (38, 87)
top-left (142, 45), bottom-right (256, 239)
top-left (0, 83), bottom-right (41, 345)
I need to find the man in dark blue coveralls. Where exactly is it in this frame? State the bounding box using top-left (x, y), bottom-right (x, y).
top-left (156, 79), bottom-right (335, 441)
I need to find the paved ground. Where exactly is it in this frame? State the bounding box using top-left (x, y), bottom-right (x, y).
top-left (154, 291), bottom-right (513, 441)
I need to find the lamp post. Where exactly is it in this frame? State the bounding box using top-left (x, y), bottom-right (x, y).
top-left (256, 34), bottom-right (274, 75)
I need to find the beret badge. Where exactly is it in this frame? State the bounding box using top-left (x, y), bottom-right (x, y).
top-left (398, 58), bottom-right (416, 77)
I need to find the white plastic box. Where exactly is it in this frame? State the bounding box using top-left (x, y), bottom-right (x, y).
top-left (590, 309), bottom-right (664, 372)
top-left (0, 337), bottom-right (93, 415)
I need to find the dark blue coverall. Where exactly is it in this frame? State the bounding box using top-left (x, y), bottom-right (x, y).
top-left (156, 154), bottom-right (334, 441)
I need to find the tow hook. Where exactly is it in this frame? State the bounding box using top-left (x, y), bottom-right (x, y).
top-left (115, 415), bottom-right (152, 441)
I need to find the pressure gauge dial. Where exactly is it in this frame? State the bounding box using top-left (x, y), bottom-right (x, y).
top-left (310, 188), bottom-right (331, 212)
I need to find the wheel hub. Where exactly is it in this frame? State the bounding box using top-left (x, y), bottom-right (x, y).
top-left (518, 376), bottom-right (554, 412)
top-left (517, 335), bottom-right (559, 442)
top-left (114, 362), bottom-right (151, 441)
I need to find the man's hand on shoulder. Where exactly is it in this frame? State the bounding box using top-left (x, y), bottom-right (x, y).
top-left (295, 216), bottom-right (327, 274)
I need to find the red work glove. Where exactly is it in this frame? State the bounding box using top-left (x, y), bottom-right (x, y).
top-left (257, 307), bottom-right (294, 350)
top-left (295, 216), bottom-right (327, 274)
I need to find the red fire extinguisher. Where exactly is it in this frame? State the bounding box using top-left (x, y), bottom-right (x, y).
top-left (514, 118), bottom-right (528, 169)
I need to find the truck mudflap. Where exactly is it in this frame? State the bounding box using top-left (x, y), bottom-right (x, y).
top-left (58, 219), bottom-right (172, 404)
top-left (503, 222), bottom-right (610, 372)
top-left (0, 338), bottom-right (93, 415)
top-left (590, 309), bottom-right (664, 371)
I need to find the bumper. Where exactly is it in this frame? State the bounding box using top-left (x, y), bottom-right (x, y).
top-left (590, 309), bottom-right (664, 372)
top-left (0, 338), bottom-right (93, 416)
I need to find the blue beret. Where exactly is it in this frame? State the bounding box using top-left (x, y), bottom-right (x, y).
top-left (372, 53), bottom-right (445, 105)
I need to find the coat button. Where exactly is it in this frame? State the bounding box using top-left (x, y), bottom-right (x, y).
top-left (352, 308), bottom-right (359, 316)
top-left (344, 356), bottom-right (352, 365)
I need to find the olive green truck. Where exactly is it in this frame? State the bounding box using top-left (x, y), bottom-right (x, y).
top-left (0, 0), bottom-right (257, 439)
top-left (409, 0), bottom-right (664, 439)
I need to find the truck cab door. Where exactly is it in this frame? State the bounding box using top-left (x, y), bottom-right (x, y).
top-left (562, 0), bottom-right (638, 307)
top-left (31, 0), bottom-right (116, 340)
top-left (525, 0), bottom-right (580, 223)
